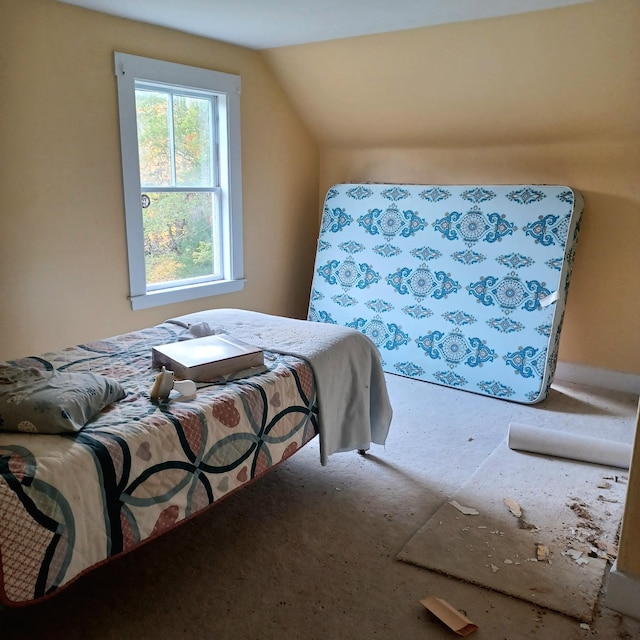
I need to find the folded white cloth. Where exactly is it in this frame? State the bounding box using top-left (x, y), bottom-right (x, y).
top-left (166, 309), bottom-right (393, 465)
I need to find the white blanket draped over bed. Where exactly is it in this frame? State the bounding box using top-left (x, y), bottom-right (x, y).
top-left (167, 309), bottom-right (393, 465)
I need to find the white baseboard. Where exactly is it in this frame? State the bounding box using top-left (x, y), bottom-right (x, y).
top-left (555, 362), bottom-right (640, 395)
top-left (604, 561), bottom-right (640, 620)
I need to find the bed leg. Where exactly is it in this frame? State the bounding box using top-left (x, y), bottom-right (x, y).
top-left (357, 449), bottom-right (368, 456)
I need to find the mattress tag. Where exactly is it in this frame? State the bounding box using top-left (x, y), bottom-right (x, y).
top-left (539, 290), bottom-right (559, 308)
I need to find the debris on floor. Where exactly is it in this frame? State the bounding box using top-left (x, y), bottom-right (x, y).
top-left (564, 549), bottom-right (589, 566)
top-left (569, 499), bottom-right (593, 521)
top-left (449, 500), bottom-right (480, 516)
top-left (502, 496), bottom-right (539, 531)
top-left (536, 543), bottom-right (550, 562)
top-left (420, 595), bottom-right (478, 636)
top-left (593, 539), bottom-right (618, 560)
top-left (518, 518), bottom-right (540, 532)
top-left (503, 497), bottom-right (522, 517)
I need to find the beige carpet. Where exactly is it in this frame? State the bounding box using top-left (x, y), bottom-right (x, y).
top-left (2, 375), bottom-right (639, 639)
top-left (398, 439), bottom-right (627, 623)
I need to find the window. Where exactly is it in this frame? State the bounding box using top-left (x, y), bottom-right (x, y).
top-left (114, 52), bottom-right (244, 310)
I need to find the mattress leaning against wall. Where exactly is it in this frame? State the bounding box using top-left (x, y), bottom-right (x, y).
top-left (308, 184), bottom-right (583, 404)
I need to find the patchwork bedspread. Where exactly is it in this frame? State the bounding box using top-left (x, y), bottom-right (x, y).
top-left (0, 322), bottom-right (318, 605)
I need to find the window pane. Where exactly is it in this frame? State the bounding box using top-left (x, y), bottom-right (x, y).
top-left (142, 192), bottom-right (220, 286)
top-left (173, 94), bottom-right (213, 187)
top-left (135, 90), bottom-right (171, 186)
top-left (116, 52), bottom-right (243, 308)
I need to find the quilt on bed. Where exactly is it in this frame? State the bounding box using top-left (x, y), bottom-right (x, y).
top-left (0, 321), bottom-right (318, 606)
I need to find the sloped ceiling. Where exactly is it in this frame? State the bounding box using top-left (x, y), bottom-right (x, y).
top-left (260, 1), bottom-right (637, 147)
top-left (57, 0), bottom-right (591, 49)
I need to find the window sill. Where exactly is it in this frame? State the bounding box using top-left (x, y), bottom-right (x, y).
top-left (129, 279), bottom-right (245, 310)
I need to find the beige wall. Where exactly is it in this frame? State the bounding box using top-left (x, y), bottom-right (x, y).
top-left (0, 0), bottom-right (319, 361)
top-left (1, 0), bottom-right (635, 372)
top-left (263, 0), bottom-right (640, 375)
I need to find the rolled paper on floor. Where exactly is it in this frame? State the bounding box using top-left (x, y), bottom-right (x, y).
top-left (508, 422), bottom-right (632, 470)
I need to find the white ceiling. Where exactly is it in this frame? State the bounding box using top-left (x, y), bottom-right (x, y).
top-left (58, 0), bottom-right (592, 50)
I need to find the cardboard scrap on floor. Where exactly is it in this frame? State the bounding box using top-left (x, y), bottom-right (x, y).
top-left (420, 595), bottom-right (478, 636)
top-left (503, 497), bottom-right (522, 518)
top-left (449, 500), bottom-right (479, 516)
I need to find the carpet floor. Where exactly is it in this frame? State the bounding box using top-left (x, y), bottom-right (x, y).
top-left (2, 374), bottom-right (639, 639)
top-left (398, 440), bottom-right (627, 622)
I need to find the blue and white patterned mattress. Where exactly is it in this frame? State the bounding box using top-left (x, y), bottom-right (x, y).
top-left (308, 184), bottom-right (583, 404)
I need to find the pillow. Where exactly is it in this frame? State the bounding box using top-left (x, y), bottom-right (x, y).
top-left (0, 365), bottom-right (126, 434)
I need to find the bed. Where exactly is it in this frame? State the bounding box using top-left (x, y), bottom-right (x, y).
top-left (0, 309), bottom-right (392, 606)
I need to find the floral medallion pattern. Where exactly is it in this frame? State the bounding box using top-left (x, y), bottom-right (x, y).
top-left (358, 205), bottom-right (426, 240)
top-left (467, 273), bottom-right (550, 313)
top-left (416, 331), bottom-right (496, 369)
top-left (434, 206), bottom-right (516, 246)
top-left (308, 184), bottom-right (582, 404)
top-left (347, 317), bottom-right (409, 351)
top-left (387, 266), bottom-right (459, 300)
top-left (316, 258), bottom-right (380, 290)
top-left (321, 206), bottom-right (352, 234)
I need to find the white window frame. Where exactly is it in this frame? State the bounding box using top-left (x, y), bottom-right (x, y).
top-left (114, 52), bottom-right (244, 310)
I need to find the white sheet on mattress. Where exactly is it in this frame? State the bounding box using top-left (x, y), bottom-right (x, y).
top-left (166, 309), bottom-right (393, 465)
